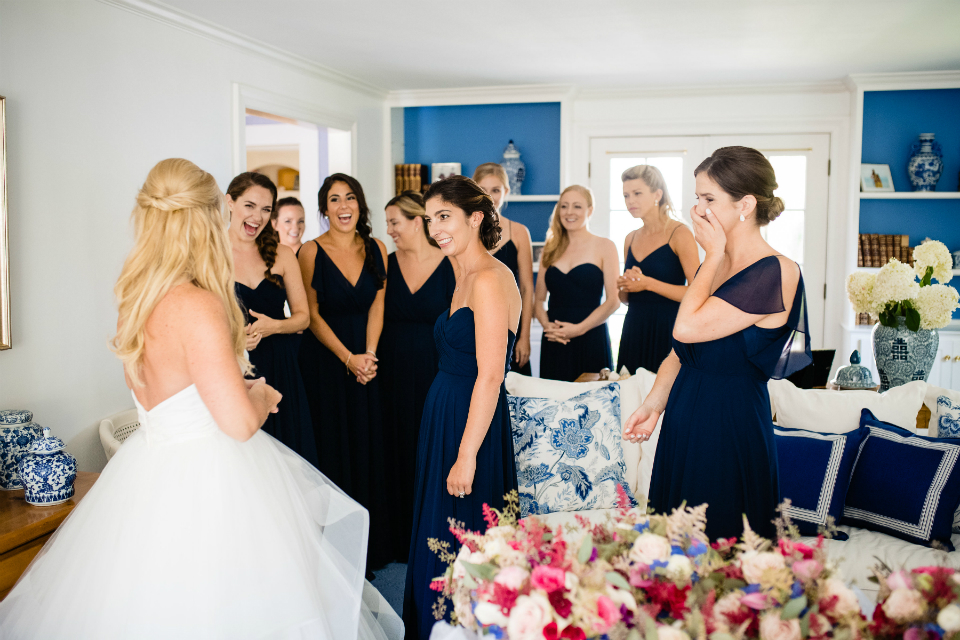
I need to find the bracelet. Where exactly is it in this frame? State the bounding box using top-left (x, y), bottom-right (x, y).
top-left (365, 350), bottom-right (376, 357)
top-left (344, 354), bottom-right (353, 376)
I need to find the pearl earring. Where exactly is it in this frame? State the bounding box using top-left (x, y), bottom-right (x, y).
top-left (739, 214), bottom-right (746, 222)
top-left (654, 200), bottom-right (659, 207)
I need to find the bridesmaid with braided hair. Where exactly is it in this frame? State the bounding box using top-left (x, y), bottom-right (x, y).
top-left (298, 173), bottom-right (393, 572)
top-left (227, 172), bottom-right (319, 468)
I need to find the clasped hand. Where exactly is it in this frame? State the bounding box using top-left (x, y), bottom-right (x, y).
top-left (347, 352), bottom-right (378, 385)
top-left (617, 266), bottom-right (647, 293)
top-left (542, 320), bottom-right (580, 345)
top-left (244, 310), bottom-right (280, 351)
top-left (245, 377), bottom-right (281, 414)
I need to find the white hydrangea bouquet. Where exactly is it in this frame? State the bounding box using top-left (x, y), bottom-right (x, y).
top-left (847, 239), bottom-right (959, 331)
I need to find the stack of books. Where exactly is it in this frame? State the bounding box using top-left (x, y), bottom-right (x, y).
top-left (855, 312), bottom-right (876, 326)
top-left (857, 234), bottom-right (913, 268)
top-left (394, 164), bottom-right (429, 195)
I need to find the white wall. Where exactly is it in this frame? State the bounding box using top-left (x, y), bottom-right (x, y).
top-left (0, 0), bottom-right (388, 464)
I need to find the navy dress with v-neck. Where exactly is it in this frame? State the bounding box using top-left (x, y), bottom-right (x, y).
top-left (617, 236), bottom-right (686, 375)
top-left (539, 263), bottom-right (613, 381)
top-left (648, 256), bottom-right (812, 540)
top-left (297, 240), bottom-right (392, 570)
top-left (235, 277), bottom-right (319, 468)
top-left (380, 252), bottom-right (455, 561)
top-left (492, 236), bottom-right (532, 376)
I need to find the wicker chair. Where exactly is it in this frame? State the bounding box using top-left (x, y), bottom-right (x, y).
top-left (98, 409), bottom-right (140, 461)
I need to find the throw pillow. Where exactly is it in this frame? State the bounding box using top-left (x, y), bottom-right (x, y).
top-left (768, 379), bottom-right (926, 433)
top-left (841, 409), bottom-right (960, 549)
top-left (773, 425), bottom-right (868, 540)
top-left (509, 384), bottom-right (636, 517)
top-left (923, 384), bottom-right (960, 439)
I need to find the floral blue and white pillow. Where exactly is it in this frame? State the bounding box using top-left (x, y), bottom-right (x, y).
top-left (508, 384), bottom-right (635, 517)
top-left (936, 395), bottom-right (960, 439)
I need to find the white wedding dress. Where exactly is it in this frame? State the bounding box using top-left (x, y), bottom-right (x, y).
top-left (0, 384), bottom-right (404, 640)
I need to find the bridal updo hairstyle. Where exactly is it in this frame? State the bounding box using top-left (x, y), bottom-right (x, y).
top-left (318, 173), bottom-right (385, 289)
top-left (694, 146), bottom-right (784, 226)
top-left (423, 175), bottom-right (502, 251)
top-left (113, 158), bottom-right (251, 385)
top-left (226, 172), bottom-right (281, 288)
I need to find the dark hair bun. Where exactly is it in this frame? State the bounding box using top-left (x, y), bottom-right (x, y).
top-left (423, 176), bottom-right (501, 251)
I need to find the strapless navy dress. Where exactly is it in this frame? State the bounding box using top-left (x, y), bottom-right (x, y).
top-left (539, 264), bottom-right (613, 382)
top-left (402, 308), bottom-right (518, 640)
top-left (380, 254), bottom-right (455, 561)
top-left (235, 277), bottom-right (319, 468)
top-left (492, 239), bottom-right (532, 376)
top-left (297, 241), bottom-right (393, 571)
top-left (649, 256), bottom-right (812, 540)
top-left (617, 240), bottom-right (686, 375)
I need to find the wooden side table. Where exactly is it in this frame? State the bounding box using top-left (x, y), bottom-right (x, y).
top-left (0, 471), bottom-right (98, 600)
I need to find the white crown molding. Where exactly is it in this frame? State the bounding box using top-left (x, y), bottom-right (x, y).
top-left (574, 80), bottom-right (849, 101)
top-left (97, 0), bottom-right (386, 99)
top-left (387, 84), bottom-right (576, 108)
top-left (846, 71), bottom-right (960, 92)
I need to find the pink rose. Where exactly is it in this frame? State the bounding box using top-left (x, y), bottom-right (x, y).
top-left (741, 551), bottom-right (786, 584)
top-left (741, 592), bottom-right (771, 610)
top-left (886, 570), bottom-right (913, 591)
top-left (760, 612), bottom-right (802, 640)
top-left (596, 596), bottom-right (621, 632)
top-left (630, 533), bottom-right (672, 565)
top-left (713, 592), bottom-right (745, 633)
top-left (507, 594), bottom-right (553, 640)
top-left (495, 565), bottom-right (529, 591)
top-left (820, 577), bottom-right (860, 617)
top-left (792, 559), bottom-right (822, 583)
top-left (530, 565), bottom-right (566, 593)
top-left (882, 588), bottom-right (926, 623)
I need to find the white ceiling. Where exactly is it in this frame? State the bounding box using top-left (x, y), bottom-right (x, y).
top-left (160, 0), bottom-right (960, 91)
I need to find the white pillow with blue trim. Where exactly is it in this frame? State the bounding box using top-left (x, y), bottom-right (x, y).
top-left (508, 384), bottom-right (635, 517)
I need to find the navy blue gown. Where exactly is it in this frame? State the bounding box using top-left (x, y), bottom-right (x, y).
top-left (618, 235), bottom-right (687, 374)
top-left (539, 264), bottom-right (613, 382)
top-left (380, 254), bottom-right (455, 561)
top-left (235, 277), bottom-right (319, 468)
top-left (492, 239), bottom-right (532, 377)
top-left (403, 308), bottom-right (518, 640)
top-left (649, 256), bottom-right (812, 540)
top-left (297, 241), bottom-right (392, 570)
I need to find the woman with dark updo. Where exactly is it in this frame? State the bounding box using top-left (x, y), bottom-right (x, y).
top-left (297, 173), bottom-right (392, 572)
top-left (403, 176), bottom-right (521, 640)
top-left (227, 172), bottom-right (318, 467)
top-left (623, 146), bottom-right (812, 541)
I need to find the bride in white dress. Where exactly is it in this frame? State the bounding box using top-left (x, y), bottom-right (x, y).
top-left (0, 159), bottom-right (403, 640)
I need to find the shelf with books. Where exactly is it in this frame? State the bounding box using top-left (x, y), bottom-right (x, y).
top-left (860, 192), bottom-right (960, 199)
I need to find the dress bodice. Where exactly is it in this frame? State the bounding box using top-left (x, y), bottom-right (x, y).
top-left (235, 277), bottom-right (287, 323)
top-left (311, 242), bottom-right (385, 320)
top-left (435, 308), bottom-right (516, 378)
top-left (493, 240), bottom-right (520, 286)
top-left (544, 264), bottom-right (604, 311)
top-left (625, 245), bottom-right (685, 306)
top-left (131, 385), bottom-right (218, 444)
top-left (384, 254), bottom-right (455, 326)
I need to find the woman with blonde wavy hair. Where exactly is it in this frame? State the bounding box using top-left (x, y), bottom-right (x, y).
top-left (533, 185), bottom-right (620, 381)
top-left (0, 158), bottom-right (403, 640)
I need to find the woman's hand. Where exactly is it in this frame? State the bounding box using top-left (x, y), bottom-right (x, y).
top-left (514, 336), bottom-right (531, 368)
top-left (690, 206), bottom-right (727, 259)
top-left (346, 352), bottom-right (378, 384)
top-left (623, 403), bottom-right (661, 443)
top-left (617, 267), bottom-right (648, 293)
top-left (544, 320), bottom-right (581, 344)
top-left (250, 380), bottom-right (282, 414)
top-left (447, 455), bottom-right (477, 497)
top-left (244, 324), bottom-right (262, 351)
top-left (248, 310), bottom-right (281, 339)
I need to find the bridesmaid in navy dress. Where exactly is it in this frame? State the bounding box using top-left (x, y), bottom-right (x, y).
top-left (474, 163), bottom-right (534, 376)
top-left (380, 191), bottom-right (455, 561)
top-left (534, 185), bottom-right (621, 382)
top-left (403, 176), bottom-right (521, 640)
top-left (297, 173), bottom-right (392, 571)
top-left (617, 165), bottom-right (699, 374)
top-left (226, 173), bottom-right (318, 467)
top-left (623, 147), bottom-right (812, 540)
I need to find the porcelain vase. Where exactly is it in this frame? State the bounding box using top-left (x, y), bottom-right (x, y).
top-left (907, 133), bottom-right (943, 191)
top-left (0, 418), bottom-right (42, 491)
top-left (501, 140), bottom-right (525, 196)
top-left (872, 316), bottom-right (939, 391)
top-left (17, 427), bottom-right (77, 505)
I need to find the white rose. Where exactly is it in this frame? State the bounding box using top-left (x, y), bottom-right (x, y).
top-left (565, 571), bottom-right (580, 592)
top-left (494, 565), bottom-right (529, 591)
top-left (938, 603), bottom-right (960, 632)
top-left (629, 532), bottom-right (672, 565)
top-left (484, 537), bottom-right (510, 559)
top-left (453, 548), bottom-right (489, 581)
top-left (486, 525), bottom-right (516, 541)
top-left (759, 612), bottom-right (802, 640)
top-left (657, 626), bottom-right (691, 640)
top-left (507, 594), bottom-right (553, 640)
top-left (606, 585), bottom-right (638, 612)
top-left (821, 577), bottom-right (860, 618)
top-left (474, 601), bottom-right (509, 628)
top-left (664, 555), bottom-right (695, 582)
top-left (740, 551), bottom-right (786, 584)
top-left (882, 588), bottom-right (926, 623)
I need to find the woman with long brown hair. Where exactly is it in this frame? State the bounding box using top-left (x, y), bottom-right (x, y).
top-left (227, 172), bottom-right (318, 467)
top-left (297, 173), bottom-right (393, 572)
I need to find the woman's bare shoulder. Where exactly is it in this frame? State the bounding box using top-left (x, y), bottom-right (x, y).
top-left (153, 284), bottom-right (226, 332)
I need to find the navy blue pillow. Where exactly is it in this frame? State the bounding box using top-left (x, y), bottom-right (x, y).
top-left (841, 409), bottom-right (960, 550)
top-left (774, 425), bottom-right (867, 540)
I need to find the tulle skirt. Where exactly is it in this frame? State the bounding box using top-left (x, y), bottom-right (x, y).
top-left (0, 421), bottom-right (403, 640)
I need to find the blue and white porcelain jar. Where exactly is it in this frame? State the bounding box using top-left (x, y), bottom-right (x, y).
top-left (872, 316), bottom-right (939, 391)
top-left (501, 140), bottom-right (526, 196)
top-left (0, 410), bottom-right (42, 491)
top-left (17, 427), bottom-right (77, 506)
top-left (907, 133), bottom-right (943, 191)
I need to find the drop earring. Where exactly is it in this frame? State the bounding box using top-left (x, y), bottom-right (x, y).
top-left (739, 214), bottom-right (746, 222)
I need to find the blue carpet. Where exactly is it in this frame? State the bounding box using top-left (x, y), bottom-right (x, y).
top-left (372, 562), bottom-right (406, 616)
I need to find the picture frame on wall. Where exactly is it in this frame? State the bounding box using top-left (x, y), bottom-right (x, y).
top-left (860, 163), bottom-right (895, 192)
top-left (531, 241), bottom-right (545, 273)
top-left (431, 163), bottom-right (461, 183)
top-left (0, 96), bottom-right (9, 350)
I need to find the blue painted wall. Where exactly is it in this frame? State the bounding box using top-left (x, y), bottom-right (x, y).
top-left (404, 103), bottom-right (561, 241)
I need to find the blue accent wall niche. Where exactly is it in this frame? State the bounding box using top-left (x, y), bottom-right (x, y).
top-left (404, 102), bottom-right (561, 241)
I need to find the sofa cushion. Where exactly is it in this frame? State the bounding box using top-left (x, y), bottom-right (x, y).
top-left (925, 384), bottom-right (960, 439)
top-left (774, 425), bottom-right (868, 540)
top-left (841, 409), bottom-right (960, 550)
top-left (509, 384), bottom-right (635, 517)
top-left (768, 379), bottom-right (925, 433)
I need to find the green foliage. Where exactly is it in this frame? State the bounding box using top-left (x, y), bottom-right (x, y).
top-left (781, 595), bottom-right (808, 620)
top-left (578, 534), bottom-right (594, 564)
top-left (461, 561), bottom-right (497, 582)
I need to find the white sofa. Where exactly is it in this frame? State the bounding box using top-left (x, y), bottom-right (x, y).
top-left (506, 372), bottom-right (960, 602)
